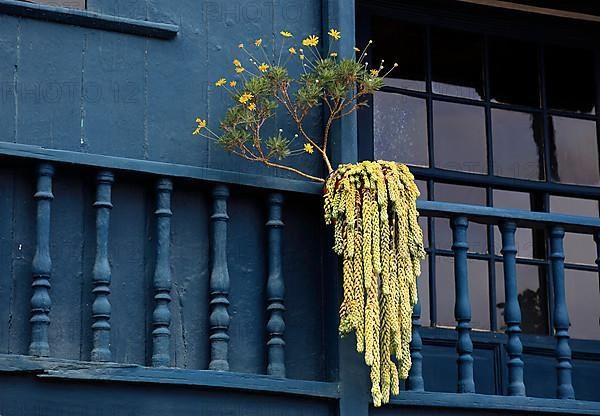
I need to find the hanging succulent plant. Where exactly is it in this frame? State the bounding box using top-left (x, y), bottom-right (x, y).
top-left (194, 30), bottom-right (424, 407)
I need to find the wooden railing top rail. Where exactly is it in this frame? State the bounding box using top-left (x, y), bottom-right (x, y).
top-left (417, 200), bottom-right (600, 234)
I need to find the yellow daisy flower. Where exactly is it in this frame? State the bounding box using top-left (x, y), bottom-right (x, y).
top-left (215, 78), bottom-right (226, 87)
top-left (233, 59), bottom-right (241, 67)
top-left (289, 47), bottom-right (297, 54)
top-left (328, 28), bottom-right (341, 40)
top-left (239, 92), bottom-right (253, 104)
top-left (302, 35), bottom-right (319, 47)
top-left (229, 80), bottom-right (237, 87)
top-left (303, 143), bottom-right (314, 154)
top-left (247, 103), bottom-right (256, 111)
top-left (235, 67), bottom-right (246, 73)
top-left (258, 63), bottom-right (269, 72)
top-left (255, 38), bottom-right (263, 47)
top-left (330, 52), bottom-right (338, 57)
top-left (353, 47), bottom-right (360, 52)
top-left (369, 69), bottom-right (379, 76)
top-left (299, 55), bottom-right (305, 60)
top-left (280, 31), bottom-right (293, 38)
top-left (193, 118), bottom-right (207, 135)
top-left (238, 43), bottom-right (244, 48)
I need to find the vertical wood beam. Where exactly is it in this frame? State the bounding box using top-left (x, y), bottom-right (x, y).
top-left (452, 215), bottom-right (475, 393)
top-left (152, 178), bottom-right (173, 367)
top-left (91, 171), bottom-right (114, 362)
top-left (29, 163), bottom-right (54, 357)
top-left (500, 221), bottom-right (526, 396)
top-left (266, 193), bottom-right (285, 377)
top-left (549, 226), bottom-right (575, 399)
top-left (209, 184), bottom-right (230, 371)
top-left (407, 299), bottom-right (425, 391)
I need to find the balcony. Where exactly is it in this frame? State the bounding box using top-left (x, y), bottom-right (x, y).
top-left (0, 142), bottom-right (599, 415)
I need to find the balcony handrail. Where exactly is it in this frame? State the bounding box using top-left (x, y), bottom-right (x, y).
top-left (417, 200), bottom-right (600, 234)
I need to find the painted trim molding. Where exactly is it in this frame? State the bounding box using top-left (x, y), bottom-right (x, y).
top-left (0, 0), bottom-right (178, 39)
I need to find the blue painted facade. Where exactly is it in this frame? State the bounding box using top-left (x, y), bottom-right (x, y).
top-left (0, 1), bottom-right (599, 415)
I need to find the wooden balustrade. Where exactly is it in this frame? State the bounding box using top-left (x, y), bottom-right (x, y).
top-left (29, 163), bottom-right (54, 357)
top-left (266, 193), bottom-right (286, 377)
top-left (91, 171), bottom-right (114, 362)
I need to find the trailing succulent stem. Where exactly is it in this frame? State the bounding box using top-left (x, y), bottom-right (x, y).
top-left (324, 161), bottom-right (425, 407)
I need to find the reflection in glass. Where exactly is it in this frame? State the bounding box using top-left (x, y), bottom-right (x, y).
top-left (433, 101), bottom-right (487, 174)
top-left (565, 269), bottom-right (600, 340)
top-left (373, 92), bottom-right (428, 167)
top-left (492, 189), bottom-right (541, 259)
top-left (495, 263), bottom-right (548, 335)
top-left (549, 116), bottom-right (600, 186)
top-left (436, 257), bottom-right (489, 330)
top-left (371, 17), bottom-right (426, 91)
top-left (489, 38), bottom-right (539, 107)
top-left (492, 109), bottom-right (544, 181)
top-left (545, 46), bottom-right (596, 114)
top-left (550, 195), bottom-right (599, 217)
top-left (434, 183), bottom-right (487, 254)
top-left (431, 28), bottom-right (484, 100)
top-left (563, 233), bottom-right (597, 266)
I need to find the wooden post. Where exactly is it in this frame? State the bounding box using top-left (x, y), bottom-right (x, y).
top-left (91, 171), bottom-right (114, 362)
top-left (209, 184), bottom-right (230, 371)
top-left (407, 299), bottom-right (425, 391)
top-left (266, 193), bottom-right (285, 377)
top-left (500, 221), bottom-right (526, 396)
top-left (152, 178), bottom-right (173, 367)
top-left (29, 163), bottom-right (54, 357)
top-left (549, 226), bottom-right (575, 399)
top-left (451, 216), bottom-right (475, 393)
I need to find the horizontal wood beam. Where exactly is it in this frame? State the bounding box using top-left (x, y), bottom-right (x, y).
top-left (455, 0), bottom-right (600, 23)
top-left (0, 0), bottom-right (178, 39)
top-left (0, 142), bottom-right (324, 195)
top-left (0, 354), bottom-right (340, 399)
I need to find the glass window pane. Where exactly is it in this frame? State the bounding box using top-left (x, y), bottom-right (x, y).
top-left (431, 28), bottom-right (484, 100)
top-left (434, 183), bottom-right (487, 254)
top-left (435, 257), bottom-right (489, 330)
top-left (492, 109), bottom-right (544, 181)
top-left (545, 46), bottom-right (596, 114)
top-left (373, 92), bottom-right (429, 167)
top-left (371, 18), bottom-right (426, 91)
top-left (550, 195), bottom-right (599, 217)
top-left (492, 190), bottom-right (541, 259)
top-left (433, 101), bottom-right (487, 174)
top-left (563, 233), bottom-right (597, 265)
top-left (549, 116), bottom-right (600, 186)
top-left (489, 38), bottom-right (539, 107)
top-left (495, 263), bottom-right (549, 335)
top-left (565, 269), bottom-right (600, 340)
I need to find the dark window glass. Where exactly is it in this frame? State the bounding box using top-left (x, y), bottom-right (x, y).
top-left (565, 270), bottom-right (600, 340)
top-left (495, 263), bottom-right (548, 335)
top-left (436, 257), bottom-right (489, 330)
top-left (492, 109), bottom-right (544, 181)
top-left (492, 190), bottom-right (540, 259)
top-left (549, 116), bottom-right (600, 186)
top-left (549, 195), bottom-right (599, 217)
top-left (373, 92), bottom-right (428, 166)
top-left (489, 38), bottom-right (539, 107)
top-left (433, 101), bottom-right (487, 174)
top-left (434, 183), bottom-right (487, 254)
top-left (545, 46), bottom-right (596, 114)
top-left (431, 29), bottom-right (484, 100)
top-left (371, 18), bottom-right (426, 91)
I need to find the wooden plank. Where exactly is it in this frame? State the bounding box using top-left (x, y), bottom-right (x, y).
top-left (0, 167), bottom-right (15, 354)
top-left (417, 201), bottom-right (600, 234)
top-left (0, 0), bottom-right (178, 39)
top-left (0, 142), bottom-right (324, 195)
top-left (0, 14), bottom-right (18, 144)
top-left (388, 391), bottom-right (600, 415)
